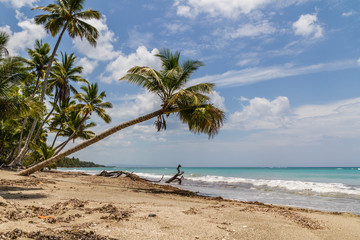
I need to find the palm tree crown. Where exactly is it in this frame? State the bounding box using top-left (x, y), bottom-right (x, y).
top-left (74, 82), bottom-right (112, 124)
top-left (0, 31), bottom-right (10, 58)
top-left (121, 49), bottom-right (224, 138)
top-left (49, 52), bottom-right (86, 105)
top-left (34, 0), bottom-right (101, 47)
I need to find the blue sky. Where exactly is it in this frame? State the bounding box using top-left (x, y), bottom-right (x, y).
top-left (1, 0), bottom-right (360, 167)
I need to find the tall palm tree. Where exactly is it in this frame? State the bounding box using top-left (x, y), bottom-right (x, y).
top-left (54, 82), bottom-right (112, 154)
top-left (19, 49), bottom-right (225, 176)
top-left (24, 40), bottom-right (51, 95)
top-left (13, 0), bottom-right (100, 166)
top-left (32, 52), bottom-right (86, 144)
top-left (16, 40), bottom-right (51, 159)
top-left (0, 31), bottom-right (9, 58)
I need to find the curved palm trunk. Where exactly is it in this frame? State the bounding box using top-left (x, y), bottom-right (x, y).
top-left (19, 109), bottom-right (163, 176)
top-left (11, 25), bottom-right (68, 167)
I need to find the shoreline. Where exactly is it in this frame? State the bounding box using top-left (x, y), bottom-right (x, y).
top-left (1, 169), bottom-right (359, 239)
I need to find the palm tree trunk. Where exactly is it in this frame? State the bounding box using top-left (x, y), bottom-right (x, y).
top-left (17, 116), bottom-right (28, 156)
top-left (32, 93), bottom-right (59, 144)
top-left (16, 75), bottom-right (42, 160)
top-left (10, 117), bottom-right (38, 167)
top-left (11, 25), bottom-right (68, 167)
top-left (19, 109), bottom-right (163, 176)
top-left (54, 113), bottom-right (89, 155)
top-left (51, 132), bottom-right (59, 148)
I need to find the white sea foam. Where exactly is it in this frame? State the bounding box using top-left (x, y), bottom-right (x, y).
top-left (186, 175), bottom-right (360, 196)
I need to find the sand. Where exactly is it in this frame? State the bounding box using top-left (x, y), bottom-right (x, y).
top-left (0, 170), bottom-right (359, 240)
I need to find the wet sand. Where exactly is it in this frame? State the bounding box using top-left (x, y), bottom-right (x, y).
top-left (0, 170), bottom-right (359, 239)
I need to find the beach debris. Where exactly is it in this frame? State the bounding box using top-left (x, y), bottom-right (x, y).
top-left (0, 229), bottom-right (118, 240)
top-left (239, 203), bottom-right (323, 230)
top-left (148, 213), bottom-right (157, 217)
top-left (165, 164), bottom-right (184, 184)
top-left (88, 204), bottom-right (132, 222)
top-left (183, 207), bottom-right (199, 215)
top-left (97, 170), bottom-right (164, 183)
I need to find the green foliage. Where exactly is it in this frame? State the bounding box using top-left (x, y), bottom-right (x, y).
top-left (121, 48), bottom-right (225, 138)
top-left (57, 156), bottom-right (105, 168)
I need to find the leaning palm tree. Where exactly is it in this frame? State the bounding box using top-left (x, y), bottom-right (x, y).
top-left (13, 0), bottom-right (100, 166)
top-left (19, 49), bottom-right (225, 176)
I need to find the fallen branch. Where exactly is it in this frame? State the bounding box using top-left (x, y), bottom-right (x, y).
top-left (165, 164), bottom-right (184, 185)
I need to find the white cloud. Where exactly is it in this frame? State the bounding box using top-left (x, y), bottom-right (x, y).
top-left (164, 23), bottom-right (190, 34)
top-left (73, 16), bottom-right (119, 61)
top-left (229, 96), bottom-right (291, 130)
top-left (210, 91), bottom-right (227, 112)
top-left (357, 58), bottom-right (360, 66)
top-left (77, 57), bottom-right (98, 76)
top-left (108, 91), bottom-right (161, 121)
top-left (100, 46), bottom-right (161, 83)
top-left (293, 13), bottom-right (323, 39)
top-left (228, 96), bottom-right (360, 146)
top-left (228, 21), bottom-right (276, 38)
top-left (174, 0), bottom-right (308, 18)
top-left (0, 11), bottom-right (47, 55)
top-left (0, 0), bottom-right (38, 8)
top-left (189, 59), bottom-right (358, 88)
top-left (342, 11), bottom-right (354, 17)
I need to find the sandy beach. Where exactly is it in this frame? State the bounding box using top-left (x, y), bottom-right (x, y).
top-left (0, 170), bottom-right (359, 240)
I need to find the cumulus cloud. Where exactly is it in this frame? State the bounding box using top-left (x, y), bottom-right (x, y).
top-left (342, 11), bottom-right (354, 17)
top-left (228, 96), bottom-right (360, 146)
top-left (0, 11), bottom-right (47, 55)
top-left (100, 46), bottom-right (161, 83)
top-left (174, 0), bottom-right (308, 18)
top-left (73, 16), bottom-right (119, 61)
top-left (229, 96), bottom-right (291, 130)
top-left (227, 21), bottom-right (276, 38)
top-left (293, 13), bottom-right (323, 39)
top-left (0, 0), bottom-right (38, 8)
top-left (189, 59), bottom-right (358, 88)
top-left (77, 57), bottom-right (98, 76)
top-left (210, 91), bottom-right (227, 112)
top-left (108, 91), bottom-right (161, 121)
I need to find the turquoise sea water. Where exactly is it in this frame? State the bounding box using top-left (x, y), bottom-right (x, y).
top-left (59, 167), bottom-right (360, 215)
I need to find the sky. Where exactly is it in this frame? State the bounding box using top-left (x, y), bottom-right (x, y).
top-left (1, 0), bottom-right (360, 167)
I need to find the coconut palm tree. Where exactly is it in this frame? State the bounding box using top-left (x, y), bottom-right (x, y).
top-left (19, 49), bottom-right (224, 176)
top-left (13, 0), bottom-right (100, 166)
top-left (32, 52), bottom-right (86, 144)
top-left (16, 40), bottom-right (51, 158)
top-left (0, 31), bottom-right (9, 58)
top-left (24, 40), bottom-right (51, 95)
top-left (54, 82), bottom-right (112, 154)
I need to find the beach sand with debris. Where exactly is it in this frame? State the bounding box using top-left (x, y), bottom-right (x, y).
top-left (0, 170), bottom-right (359, 240)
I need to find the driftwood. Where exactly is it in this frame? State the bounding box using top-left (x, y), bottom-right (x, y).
top-left (165, 164), bottom-right (184, 184)
top-left (98, 165), bottom-right (184, 185)
top-left (97, 170), bottom-right (163, 183)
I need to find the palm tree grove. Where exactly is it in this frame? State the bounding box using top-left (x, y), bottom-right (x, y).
top-left (0, 0), bottom-right (224, 176)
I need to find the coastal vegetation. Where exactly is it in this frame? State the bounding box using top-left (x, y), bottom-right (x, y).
top-left (56, 157), bottom-right (106, 168)
top-left (0, 0), bottom-right (224, 176)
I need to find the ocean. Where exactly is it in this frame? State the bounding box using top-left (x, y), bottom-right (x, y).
top-left (58, 167), bottom-right (360, 215)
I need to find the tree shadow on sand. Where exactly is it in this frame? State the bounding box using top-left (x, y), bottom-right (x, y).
top-left (0, 185), bottom-right (46, 200)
